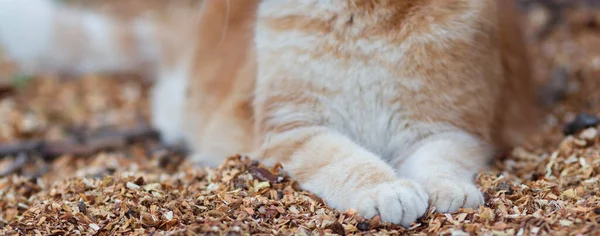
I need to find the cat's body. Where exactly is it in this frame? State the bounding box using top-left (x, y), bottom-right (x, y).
top-left (0, 0), bottom-right (539, 226)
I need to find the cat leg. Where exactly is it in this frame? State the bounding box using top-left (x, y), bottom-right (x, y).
top-left (256, 127), bottom-right (428, 227)
top-left (150, 62), bottom-right (191, 146)
top-left (184, 98), bottom-right (255, 168)
top-left (396, 131), bottom-right (490, 213)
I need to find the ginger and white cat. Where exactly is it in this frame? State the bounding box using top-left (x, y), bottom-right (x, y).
top-left (0, 0), bottom-right (540, 227)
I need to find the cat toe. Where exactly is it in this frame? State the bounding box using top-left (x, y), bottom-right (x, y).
top-left (426, 179), bottom-right (484, 213)
top-left (355, 180), bottom-right (429, 227)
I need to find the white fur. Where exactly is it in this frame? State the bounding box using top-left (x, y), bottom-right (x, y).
top-left (77, 11), bottom-right (128, 72)
top-left (133, 17), bottom-right (161, 70)
top-left (0, 0), bottom-right (57, 73)
top-left (0, 0), bottom-right (159, 74)
top-left (286, 130), bottom-right (429, 226)
top-left (255, 0), bottom-right (492, 226)
top-left (189, 150), bottom-right (231, 168)
top-left (151, 62), bottom-right (191, 146)
top-left (255, 13), bottom-right (444, 161)
top-left (397, 131), bottom-right (490, 212)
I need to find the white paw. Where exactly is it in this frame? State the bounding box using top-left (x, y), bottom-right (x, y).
top-left (426, 179), bottom-right (484, 213)
top-left (351, 180), bottom-right (429, 227)
top-left (188, 152), bottom-right (227, 168)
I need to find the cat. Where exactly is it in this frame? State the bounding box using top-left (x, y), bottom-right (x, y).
top-left (0, 0), bottom-right (540, 227)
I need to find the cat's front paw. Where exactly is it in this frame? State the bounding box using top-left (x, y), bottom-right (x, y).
top-left (426, 179), bottom-right (484, 213)
top-left (351, 180), bottom-right (429, 227)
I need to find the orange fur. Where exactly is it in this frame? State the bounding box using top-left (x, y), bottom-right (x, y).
top-left (252, 0), bottom-right (539, 226)
top-left (0, 0), bottom-right (540, 227)
top-left (183, 0), bottom-right (259, 166)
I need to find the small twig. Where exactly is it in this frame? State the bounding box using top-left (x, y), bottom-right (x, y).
top-left (90, 126), bottom-right (160, 143)
top-left (0, 140), bottom-right (43, 157)
top-left (0, 84), bottom-right (14, 97)
top-left (0, 152), bottom-right (29, 177)
top-left (0, 126), bottom-right (160, 159)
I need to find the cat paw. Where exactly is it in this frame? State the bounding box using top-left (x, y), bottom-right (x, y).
top-left (352, 180), bottom-right (429, 227)
top-left (426, 179), bottom-right (484, 213)
top-left (188, 152), bottom-right (226, 167)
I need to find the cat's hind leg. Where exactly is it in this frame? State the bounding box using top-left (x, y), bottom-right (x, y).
top-left (395, 130), bottom-right (490, 213)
